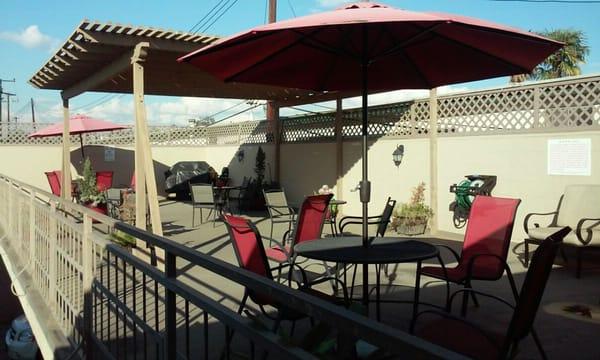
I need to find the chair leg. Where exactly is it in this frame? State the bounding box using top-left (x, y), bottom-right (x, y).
top-left (531, 328), bottom-right (548, 360)
top-left (506, 267), bottom-right (519, 301)
top-left (461, 283), bottom-right (471, 317)
top-left (269, 222), bottom-right (274, 247)
top-left (192, 207), bottom-right (196, 227)
top-left (576, 247), bottom-right (583, 279)
top-left (524, 239), bottom-right (530, 267)
top-left (350, 264), bottom-right (358, 300)
top-left (200, 208), bottom-right (203, 224)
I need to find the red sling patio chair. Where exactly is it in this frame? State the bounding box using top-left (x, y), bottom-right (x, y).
top-left (45, 171), bottom-right (62, 197)
top-left (95, 171), bottom-right (113, 192)
top-left (265, 194), bottom-right (333, 277)
top-left (414, 226), bottom-right (571, 360)
top-left (419, 196), bottom-right (521, 314)
top-left (223, 215), bottom-right (348, 336)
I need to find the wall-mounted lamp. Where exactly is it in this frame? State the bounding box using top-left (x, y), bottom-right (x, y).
top-left (392, 145), bottom-right (404, 167)
top-left (237, 149), bottom-right (245, 162)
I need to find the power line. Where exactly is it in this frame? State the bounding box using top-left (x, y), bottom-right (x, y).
top-left (71, 93), bottom-right (116, 111)
top-left (188, 0), bottom-right (227, 33)
top-left (200, 0), bottom-right (240, 33)
top-left (211, 103), bottom-right (263, 125)
top-left (287, 0), bottom-right (297, 17)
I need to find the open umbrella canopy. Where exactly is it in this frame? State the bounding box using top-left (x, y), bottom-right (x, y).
top-left (179, 1), bottom-right (562, 309)
top-left (179, 2), bottom-right (562, 91)
top-left (28, 114), bottom-right (128, 138)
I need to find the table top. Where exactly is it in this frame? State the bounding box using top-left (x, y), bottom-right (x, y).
top-left (330, 199), bottom-right (347, 205)
top-left (294, 236), bottom-right (439, 264)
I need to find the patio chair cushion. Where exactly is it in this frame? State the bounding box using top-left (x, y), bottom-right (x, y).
top-left (556, 185), bottom-right (600, 229)
top-left (528, 226), bottom-right (600, 246)
top-left (417, 317), bottom-right (503, 360)
top-left (265, 245), bottom-right (291, 263)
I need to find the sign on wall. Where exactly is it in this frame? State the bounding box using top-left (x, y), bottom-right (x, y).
top-left (104, 147), bottom-right (115, 162)
top-left (547, 138), bottom-right (591, 176)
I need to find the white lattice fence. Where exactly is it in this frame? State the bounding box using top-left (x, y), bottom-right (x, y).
top-left (2, 75), bottom-right (599, 146)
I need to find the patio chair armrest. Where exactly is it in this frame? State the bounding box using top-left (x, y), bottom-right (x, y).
top-left (287, 263), bottom-right (309, 287)
top-left (339, 217), bottom-right (383, 234)
top-left (413, 309), bottom-right (500, 350)
top-left (433, 244), bottom-right (461, 263)
top-left (465, 253), bottom-right (516, 298)
top-left (576, 217), bottom-right (600, 245)
top-left (267, 205), bottom-right (296, 216)
top-left (523, 211), bottom-right (558, 235)
top-left (338, 215), bottom-right (382, 228)
top-left (448, 288), bottom-right (515, 312)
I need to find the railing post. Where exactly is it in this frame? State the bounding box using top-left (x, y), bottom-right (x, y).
top-left (82, 214), bottom-right (94, 359)
top-left (164, 251), bottom-right (177, 360)
top-left (29, 190), bottom-right (36, 266)
top-left (7, 179), bottom-right (13, 238)
top-left (48, 202), bottom-right (58, 311)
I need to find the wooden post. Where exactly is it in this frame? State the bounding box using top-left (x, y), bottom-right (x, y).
top-left (81, 214), bottom-right (94, 359)
top-left (429, 88), bottom-right (438, 235)
top-left (61, 98), bottom-right (72, 200)
top-left (335, 98), bottom-right (344, 210)
top-left (131, 42), bottom-right (162, 237)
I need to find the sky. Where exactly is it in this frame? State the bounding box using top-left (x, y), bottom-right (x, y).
top-left (0, 0), bottom-right (598, 126)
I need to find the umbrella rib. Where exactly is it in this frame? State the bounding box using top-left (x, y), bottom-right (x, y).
top-left (223, 28), bottom-right (322, 83)
top-left (292, 28), bottom-right (362, 61)
top-left (376, 23), bottom-right (432, 88)
top-left (372, 23), bottom-right (444, 61)
top-left (415, 24), bottom-right (534, 74)
top-left (317, 26), bottom-right (362, 90)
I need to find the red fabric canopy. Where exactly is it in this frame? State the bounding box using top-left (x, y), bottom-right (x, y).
top-left (179, 2), bottom-right (561, 92)
top-left (28, 114), bottom-right (127, 138)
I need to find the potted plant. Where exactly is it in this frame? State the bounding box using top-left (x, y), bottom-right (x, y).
top-left (77, 157), bottom-right (107, 215)
top-left (245, 146), bottom-right (267, 210)
top-left (392, 182), bottom-right (433, 236)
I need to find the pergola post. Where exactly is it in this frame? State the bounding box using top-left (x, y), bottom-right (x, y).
top-left (61, 98), bottom-right (72, 200)
top-left (429, 88), bottom-right (438, 235)
top-left (131, 42), bottom-right (164, 268)
top-left (335, 98), bottom-right (344, 207)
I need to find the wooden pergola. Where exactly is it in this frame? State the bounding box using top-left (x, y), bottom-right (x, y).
top-left (29, 20), bottom-right (355, 234)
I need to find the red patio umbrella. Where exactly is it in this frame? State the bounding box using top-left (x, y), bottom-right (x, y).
top-left (179, 1), bottom-right (561, 306)
top-left (29, 114), bottom-right (128, 158)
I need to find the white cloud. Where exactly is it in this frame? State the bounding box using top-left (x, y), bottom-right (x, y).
top-left (36, 96), bottom-right (266, 126)
top-left (0, 25), bottom-right (59, 51)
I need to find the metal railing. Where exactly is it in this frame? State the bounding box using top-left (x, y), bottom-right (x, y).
top-left (0, 174), bottom-right (463, 359)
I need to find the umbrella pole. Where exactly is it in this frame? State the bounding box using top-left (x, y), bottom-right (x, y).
top-left (79, 134), bottom-right (85, 159)
top-left (360, 25), bottom-right (371, 309)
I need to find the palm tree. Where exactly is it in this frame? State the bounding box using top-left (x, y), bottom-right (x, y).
top-left (530, 29), bottom-right (589, 80)
top-left (508, 28), bottom-right (589, 83)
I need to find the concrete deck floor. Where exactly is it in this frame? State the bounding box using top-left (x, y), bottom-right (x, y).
top-left (155, 198), bottom-right (600, 359)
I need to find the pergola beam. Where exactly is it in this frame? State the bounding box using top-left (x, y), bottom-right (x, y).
top-left (76, 28), bottom-right (216, 53)
top-left (61, 46), bottom-right (137, 99)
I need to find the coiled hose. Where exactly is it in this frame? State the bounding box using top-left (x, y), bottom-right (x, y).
top-left (454, 179), bottom-right (473, 211)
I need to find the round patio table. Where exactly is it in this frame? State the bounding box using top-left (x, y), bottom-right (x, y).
top-left (294, 236), bottom-right (444, 325)
top-left (213, 185), bottom-right (239, 213)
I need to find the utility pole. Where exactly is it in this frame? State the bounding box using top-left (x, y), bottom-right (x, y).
top-left (30, 98), bottom-right (36, 123)
top-left (4, 93), bottom-right (16, 123)
top-left (0, 78), bottom-right (16, 123)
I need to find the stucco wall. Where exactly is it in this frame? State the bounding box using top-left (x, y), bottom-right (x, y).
top-left (1, 129), bottom-right (598, 241)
